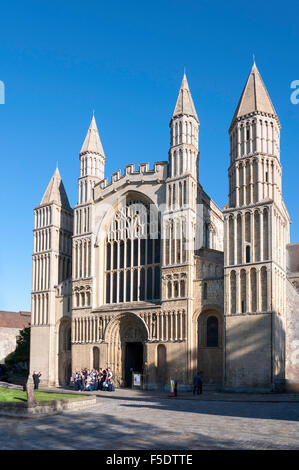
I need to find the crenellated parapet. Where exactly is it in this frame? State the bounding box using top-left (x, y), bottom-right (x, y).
top-left (94, 161), bottom-right (168, 201)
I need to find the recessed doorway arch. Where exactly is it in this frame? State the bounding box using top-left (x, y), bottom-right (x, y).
top-left (104, 312), bottom-right (148, 387)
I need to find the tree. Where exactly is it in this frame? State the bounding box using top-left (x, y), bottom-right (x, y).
top-left (5, 327), bottom-right (30, 367)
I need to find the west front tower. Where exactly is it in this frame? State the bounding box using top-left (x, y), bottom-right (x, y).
top-left (223, 62), bottom-right (290, 390)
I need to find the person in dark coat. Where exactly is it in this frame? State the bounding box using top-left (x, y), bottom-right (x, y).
top-left (193, 371), bottom-right (203, 395)
top-left (32, 371), bottom-right (41, 390)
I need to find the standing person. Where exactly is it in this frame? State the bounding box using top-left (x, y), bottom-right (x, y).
top-left (193, 371), bottom-right (203, 395)
top-left (92, 369), bottom-right (97, 391)
top-left (74, 369), bottom-right (80, 391)
top-left (78, 371), bottom-right (84, 391)
top-left (100, 369), bottom-right (107, 391)
top-left (98, 368), bottom-right (104, 390)
top-left (83, 369), bottom-right (88, 390)
top-left (107, 367), bottom-right (113, 380)
top-left (108, 379), bottom-right (115, 392)
top-left (32, 371), bottom-right (41, 390)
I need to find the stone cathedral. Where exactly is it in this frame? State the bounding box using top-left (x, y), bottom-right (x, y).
top-left (30, 63), bottom-right (299, 392)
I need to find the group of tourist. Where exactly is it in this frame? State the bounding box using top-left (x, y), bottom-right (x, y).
top-left (73, 367), bottom-right (115, 392)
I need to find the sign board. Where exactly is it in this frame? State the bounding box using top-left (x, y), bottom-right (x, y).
top-left (133, 373), bottom-right (141, 387)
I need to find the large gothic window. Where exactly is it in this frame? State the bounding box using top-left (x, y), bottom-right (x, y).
top-left (105, 199), bottom-right (161, 304)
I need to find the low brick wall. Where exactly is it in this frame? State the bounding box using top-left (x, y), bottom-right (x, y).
top-left (0, 387), bottom-right (97, 417)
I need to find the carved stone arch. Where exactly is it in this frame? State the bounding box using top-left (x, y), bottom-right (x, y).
top-left (193, 304), bottom-right (223, 323)
top-left (104, 311), bottom-right (149, 343)
top-left (104, 312), bottom-right (149, 387)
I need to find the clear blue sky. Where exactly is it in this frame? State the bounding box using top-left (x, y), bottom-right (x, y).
top-left (0, 0), bottom-right (298, 311)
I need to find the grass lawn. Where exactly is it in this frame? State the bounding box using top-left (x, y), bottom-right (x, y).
top-left (0, 387), bottom-right (80, 403)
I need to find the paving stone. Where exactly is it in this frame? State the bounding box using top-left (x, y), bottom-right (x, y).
top-left (0, 389), bottom-right (298, 449)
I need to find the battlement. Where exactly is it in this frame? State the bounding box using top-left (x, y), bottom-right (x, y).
top-left (94, 161), bottom-right (168, 200)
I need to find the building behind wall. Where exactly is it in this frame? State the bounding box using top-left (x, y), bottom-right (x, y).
top-left (29, 64), bottom-right (299, 391)
top-left (0, 311), bottom-right (31, 364)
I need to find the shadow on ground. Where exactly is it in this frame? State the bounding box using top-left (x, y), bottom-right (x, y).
top-left (1, 390), bottom-right (298, 450)
top-left (0, 409), bottom-right (296, 450)
top-left (92, 392), bottom-right (299, 422)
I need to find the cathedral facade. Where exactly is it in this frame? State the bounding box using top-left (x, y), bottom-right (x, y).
top-left (29, 64), bottom-right (299, 392)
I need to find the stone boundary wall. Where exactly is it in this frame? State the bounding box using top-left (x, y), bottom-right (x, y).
top-left (0, 383), bottom-right (96, 417)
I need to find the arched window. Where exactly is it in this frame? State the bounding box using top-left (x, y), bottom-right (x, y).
top-left (246, 245), bottom-right (250, 263)
top-left (105, 198), bottom-right (161, 304)
top-left (207, 316), bottom-right (218, 347)
top-left (204, 223), bottom-right (209, 248)
top-left (230, 271), bottom-right (236, 314)
top-left (180, 280), bottom-right (185, 297)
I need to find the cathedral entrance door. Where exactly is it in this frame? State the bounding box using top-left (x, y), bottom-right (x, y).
top-left (105, 312), bottom-right (148, 387)
top-left (125, 342), bottom-right (143, 387)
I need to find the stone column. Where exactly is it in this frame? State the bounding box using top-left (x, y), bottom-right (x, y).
top-left (157, 312), bottom-right (160, 341)
top-left (267, 267), bottom-right (272, 312)
top-left (236, 269), bottom-right (241, 313)
top-left (175, 312), bottom-right (179, 340)
top-left (160, 311), bottom-right (164, 341)
top-left (148, 313), bottom-right (152, 341)
top-left (179, 311), bottom-right (183, 341)
top-left (246, 268), bottom-right (250, 312)
top-left (235, 164), bottom-right (239, 207)
top-left (243, 163), bottom-right (246, 206)
top-left (86, 240), bottom-right (90, 278)
top-left (241, 212), bottom-right (245, 265)
top-left (169, 312), bottom-right (173, 341)
top-left (233, 216), bottom-right (238, 265)
top-left (260, 210), bottom-right (264, 261)
top-left (256, 268), bottom-right (261, 312)
top-left (250, 160), bottom-right (254, 204)
top-left (250, 211), bottom-right (255, 262)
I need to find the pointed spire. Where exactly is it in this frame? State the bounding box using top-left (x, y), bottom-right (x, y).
top-left (80, 115), bottom-right (105, 157)
top-left (231, 62), bottom-right (278, 126)
top-left (172, 73), bottom-right (199, 122)
top-left (40, 167), bottom-right (71, 210)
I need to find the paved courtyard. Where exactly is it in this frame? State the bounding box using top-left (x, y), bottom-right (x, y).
top-left (0, 389), bottom-right (299, 450)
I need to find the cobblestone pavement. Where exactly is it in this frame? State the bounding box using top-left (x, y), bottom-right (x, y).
top-left (0, 389), bottom-right (299, 450)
